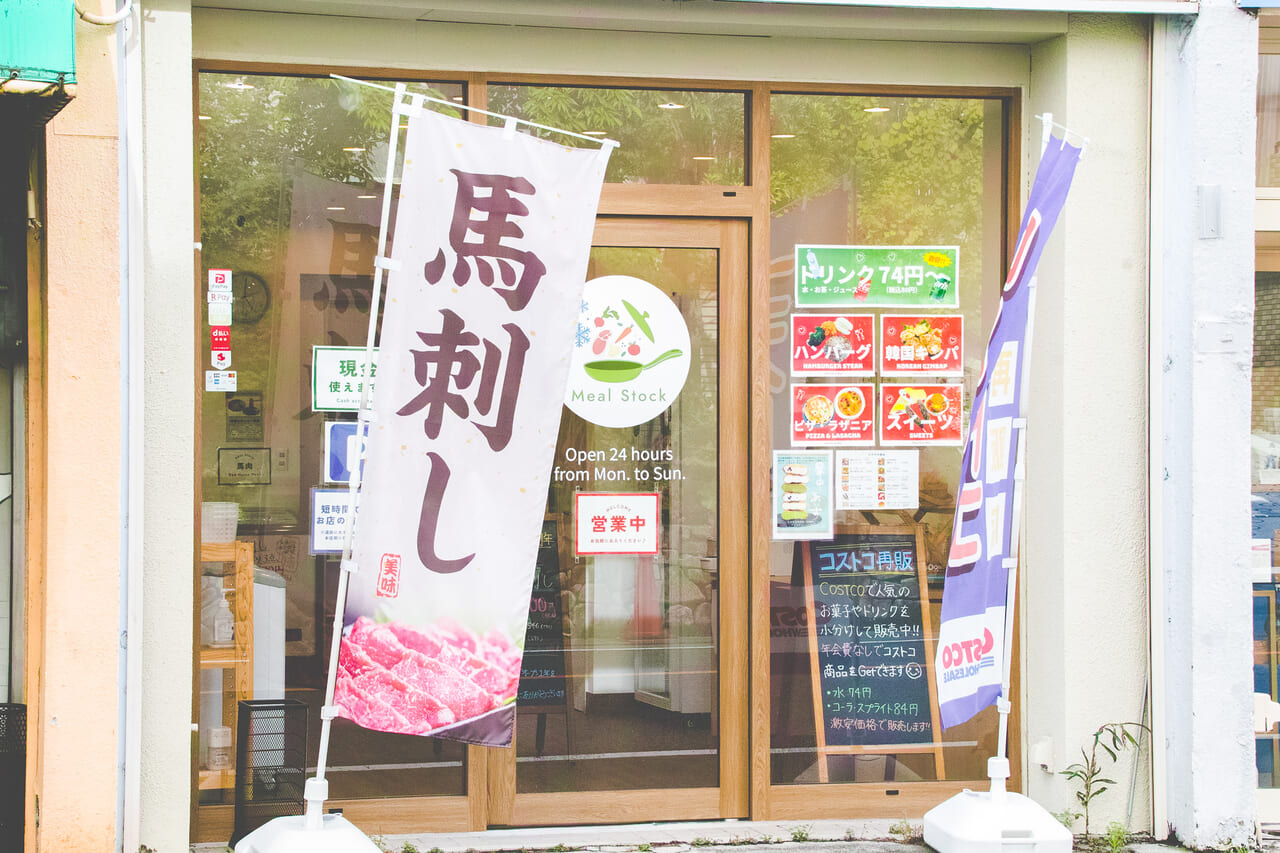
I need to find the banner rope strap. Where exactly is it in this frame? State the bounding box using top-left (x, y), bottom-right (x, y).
top-left (331, 73), bottom-right (621, 152)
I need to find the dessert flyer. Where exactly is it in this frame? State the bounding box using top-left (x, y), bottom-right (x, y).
top-left (879, 383), bottom-right (964, 446)
top-left (771, 449), bottom-right (834, 541)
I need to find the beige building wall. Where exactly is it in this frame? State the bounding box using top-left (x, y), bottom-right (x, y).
top-left (130, 3), bottom-right (1157, 844)
top-left (33, 9), bottom-right (124, 853)
top-left (1026, 14), bottom-right (1153, 834)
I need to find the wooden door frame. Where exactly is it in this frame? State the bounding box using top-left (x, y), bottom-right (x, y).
top-left (475, 216), bottom-right (751, 828)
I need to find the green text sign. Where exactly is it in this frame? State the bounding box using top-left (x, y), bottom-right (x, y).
top-left (795, 245), bottom-right (958, 309)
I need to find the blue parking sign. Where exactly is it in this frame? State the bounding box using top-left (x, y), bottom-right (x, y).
top-left (324, 421), bottom-right (366, 484)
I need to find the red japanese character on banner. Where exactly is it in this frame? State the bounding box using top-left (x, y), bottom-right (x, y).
top-left (424, 170), bottom-right (547, 311)
top-left (376, 554), bottom-right (402, 598)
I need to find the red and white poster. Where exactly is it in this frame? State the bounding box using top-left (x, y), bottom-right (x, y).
top-left (791, 383), bottom-right (875, 446)
top-left (879, 383), bottom-right (964, 446)
top-left (340, 104), bottom-right (611, 746)
top-left (574, 492), bottom-right (660, 555)
top-left (790, 313), bottom-right (875, 376)
top-left (880, 314), bottom-right (963, 376)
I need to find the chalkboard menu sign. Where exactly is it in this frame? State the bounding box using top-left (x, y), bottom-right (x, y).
top-left (519, 517), bottom-right (569, 713)
top-left (801, 524), bottom-right (944, 782)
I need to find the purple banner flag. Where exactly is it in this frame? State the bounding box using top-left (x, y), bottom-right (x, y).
top-left (935, 135), bottom-right (1081, 729)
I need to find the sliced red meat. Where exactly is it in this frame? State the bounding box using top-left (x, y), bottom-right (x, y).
top-left (387, 622), bottom-right (445, 657)
top-left (349, 618), bottom-right (410, 668)
top-left (335, 677), bottom-right (414, 733)
top-left (483, 628), bottom-right (514, 653)
top-left (392, 654), bottom-right (494, 720)
top-left (339, 636), bottom-right (380, 677)
top-left (391, 622), bottom-right (517, 701)
top-left (353, 668), bottom-right (456, 733)
top-left (434, 618), bottom-right (481, 654)
top-left (439, 644), bottom-right (514, 700)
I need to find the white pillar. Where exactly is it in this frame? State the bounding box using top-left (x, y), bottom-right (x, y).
top-left (1156, 2), bottom-right (1258, 847)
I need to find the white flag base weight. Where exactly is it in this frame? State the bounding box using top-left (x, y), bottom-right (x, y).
top-left (234, 779), bottom-right (382, 853)
top-left (233, 814), bottom-right (383, 853)
top-left (923, 759), bottom-right (1071, 853)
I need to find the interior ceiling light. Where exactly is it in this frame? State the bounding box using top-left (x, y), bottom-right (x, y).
top-left (771, 133), bottom-right (796, 139)
top-left (357, 194), bottom-right (377, 199)
top-left (692, 156), bottom-right (715, 161)
top-left (864, 106), bottom-right (891, 113)
top-left (343, 146), bottom-right (366, 153)
top-left (452, 96), bottom-right (464, 102)
top-left (657, 102), bottom-right (686, 110)
top-left (327, 206), bottom-right (345, 211)
top-left (198, 115), bottom-right (212, 121)
top-left (224, 79), bottom-right (254, 90)
top-left (583, 130), bottom-right (608, 136)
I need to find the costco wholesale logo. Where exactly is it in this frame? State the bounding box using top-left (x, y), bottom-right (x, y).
top-left (941, 627), bottom-right (997, 684)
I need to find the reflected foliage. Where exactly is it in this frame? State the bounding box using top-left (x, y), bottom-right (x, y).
top-left (487, 85), bottom-right (747, 185)
top-left (198, 74), bottom-right (461, 274)
top-left (771, 95), bottom-right (988, 259)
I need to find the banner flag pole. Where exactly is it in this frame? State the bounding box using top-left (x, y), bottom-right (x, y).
top-left (923, 112), bottom-right (1084, 853)
top-left (235, 79), bottom-right (616, 853)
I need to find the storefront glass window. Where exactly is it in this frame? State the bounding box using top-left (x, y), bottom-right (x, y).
top-left (766, 93), bottom-right (1004, 784)
top-left (1253, 270), bottom-right (1280, 788)
top-left (520, 243), bottom-right (721, 792)
top-left (1259, 56), bottom-right (1280, 188)
top-left (196, 71), bottom-right (471, 803)
top-left (486, 85), bottom-right (747, 185)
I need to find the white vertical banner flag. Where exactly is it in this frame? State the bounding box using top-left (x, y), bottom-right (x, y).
top-left (337, 107), bottom-right (611, 746)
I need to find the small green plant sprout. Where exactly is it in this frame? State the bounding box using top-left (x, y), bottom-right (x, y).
top-left (401, 843), bottom-right (420, 853)
top-left (547, 845), bottom-right (571, 853)
top-left (1050, 808), bottom-right (1081, 830)
top-left (1104, 821), bottom-right (1128, 853)
top-left (691, 837), bottom-right (713, 847)
top-left (888, 820), bottom-right (922, 842)
top-left (1059, 721), bottom-right (1147, 837)
top-left (843, 829), bottom-right (859, 842)
top-left (788, 825), bottom-right (811, 842)
top-left (637, 844), bottom-right (653, 852)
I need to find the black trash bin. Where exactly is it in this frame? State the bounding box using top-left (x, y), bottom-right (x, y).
top-left (231, 699), bottom-right (308, 847)
top-left (0, 704), bottom-right (25, 850)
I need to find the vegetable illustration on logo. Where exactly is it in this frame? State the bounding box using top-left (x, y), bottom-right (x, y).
top-left (566, 275), bottom-right (692, 429)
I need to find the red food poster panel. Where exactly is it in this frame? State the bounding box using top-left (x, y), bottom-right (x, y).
top-left (880, 314), bottom-right (963, 376)
top-left (791, 313), bottom-right (875, 375)
top-left (879, 383), bottom-right (964, 446)
top-left (791, 383), bottom-right (875, 446)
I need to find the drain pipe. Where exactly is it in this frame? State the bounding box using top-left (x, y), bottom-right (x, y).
top-left (115, 2), bottom-right (144, 851)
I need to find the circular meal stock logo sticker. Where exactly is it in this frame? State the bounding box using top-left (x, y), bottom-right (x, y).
top-left (565, 275), bottom-right (692, 429)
